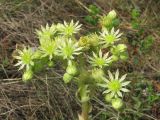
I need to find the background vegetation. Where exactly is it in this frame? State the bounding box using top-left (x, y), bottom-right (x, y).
top-left (0, 0), bottom-right (160, 120)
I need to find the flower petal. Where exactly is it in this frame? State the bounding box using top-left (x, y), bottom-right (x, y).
top-left (115, 69), bottom-right (119, 80)
top-left (117, 91), bottom-right (123, 97)
top-left (103, 89), bottom-right (111, 94)
top-left (108, 70), bottom-right (114, 80)
top-left (122, 81), bottom-right (131, 86)
top-left (121, 88), bottom-right (129, 92)
top-left (119, 74), bottom-right (127, 82)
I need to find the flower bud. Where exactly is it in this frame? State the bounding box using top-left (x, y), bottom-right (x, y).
top-left (92, 69), bottom-right (104, 83)
top-left (111, 98), bottom-right (123, 110)
top-left (66, 62), bottom-right (78, 76)
top-left (22, 69), bottom-right (33, 82)
top-left (78, 36), bottom-right (90, 50)
top-left (33, 50), bottom-right (42, 59)
top-left (63, 73), bottom-right (73, 83)
top-left (48, 61), bottom-right (54, 67)
top-left (105, 94), bottom-right (113, 103)
top-left (107, 10), bottom-right (117, 20)
top-left (111, 55), bottom-right (118, 61)
top-left (120, 53), bottom-right (128, 60)
top-left (117, 44), bottom-right (127, 52)
top-left (99, 16), bottom-right (112, 28)
top-left (88, 34), bottom-right (99, 47)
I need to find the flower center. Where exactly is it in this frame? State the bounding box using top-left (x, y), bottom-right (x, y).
top-left (63, 45), bottom-right (74, 58)
top-left (22, 53), bottom-right (32, 64)
top-left (95, 58), bottom-right (105, 67)
top-left (65, 26), bottom-right (74, 36)
top-left (108, 80), bottom-right (121, 92)
top-left (105, 35), bottom-right (116, 43)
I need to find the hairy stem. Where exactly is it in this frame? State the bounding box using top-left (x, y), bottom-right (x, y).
top-left (81, 101), bottom-right (90, 120)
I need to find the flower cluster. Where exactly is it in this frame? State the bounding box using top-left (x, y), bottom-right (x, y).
top-left (14, 20), bottom-right (83, 81)
top-left (14, 10), bottom-right (130, 113)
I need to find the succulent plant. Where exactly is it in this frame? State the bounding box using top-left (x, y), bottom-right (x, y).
top-left (14, 10), bottom-right (129, 120)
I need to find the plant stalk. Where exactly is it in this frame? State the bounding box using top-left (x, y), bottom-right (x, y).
top-left (80, 101), bottom-right (90, 120)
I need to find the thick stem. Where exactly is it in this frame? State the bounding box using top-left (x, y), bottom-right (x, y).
top-left (81, 101), bottom-right (90, 120)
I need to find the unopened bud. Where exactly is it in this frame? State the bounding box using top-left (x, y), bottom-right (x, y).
top-left (63, 73), bottom-right (73, 83)
top-left (105, 94), bottom-right (113, 103)
top-left (66, 62), bottom-right (78, 76)
top-left (112, 98), bottom-right (123, 110)
top-left (22, 69), bottom-right (33, 82)
top-left (107, 10), bottom-right (117, 20)
top-left (92, 69), bottom-right (104, 83)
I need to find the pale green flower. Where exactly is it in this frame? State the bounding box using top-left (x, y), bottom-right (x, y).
top-left (100, 28), bottom-right (122, 46)
top-left (88, 49), bottom-right (112, 68)
top-left (14, 47), bottom-right (34, 70)
top-left (56, 39), bottom-right (83, 60)
top-left (36, 23), bottom-right (57, 43)
top-left (39, 39), bottom-right (57, 60)
top-left (100, 69), bottom-right (130, 98)
top-left (60, 20), bottom-right (82, 37)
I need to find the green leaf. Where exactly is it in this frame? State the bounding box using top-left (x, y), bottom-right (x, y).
top-left (84, 16), bottom-right (98, 25)
top-left (131, 8), bottom-right (140, 19)
top-left (88, 5), bottom-right (101, 15)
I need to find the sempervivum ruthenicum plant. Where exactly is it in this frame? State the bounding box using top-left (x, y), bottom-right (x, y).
top-left (14, 10), bottom-right (130, 120)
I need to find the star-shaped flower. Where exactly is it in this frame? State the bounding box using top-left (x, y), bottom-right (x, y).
top-left (88, 49), bottom-right (112, 68)
top-left (99, 69), bottom-right (130, 98)
top-left (14, 47), bottom-right (34, 70)
top-left (36, 23), bottom-right (57, 42)
top-left (56, 39), bottom-right (83, 60)
top-left (39, 39), bottom-right (57, 60)
top-left (60, 20), bottom-right (82, 37)
top-left (100, 28), bottom-right (122, 46)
